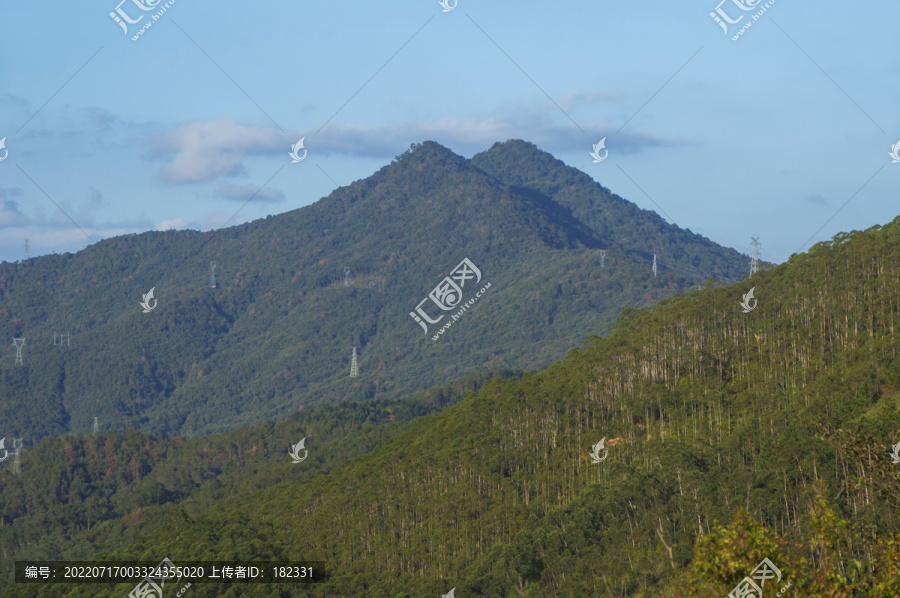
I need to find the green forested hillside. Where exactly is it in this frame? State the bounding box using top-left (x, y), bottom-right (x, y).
top-left (0, 369), bottom-right (516, 592)
top-left (0, 141), bottom-right (750, 443)
top-left (8, 218), bottom-right (900, 597)
top-left (470, 141), bottom-right (741, 284)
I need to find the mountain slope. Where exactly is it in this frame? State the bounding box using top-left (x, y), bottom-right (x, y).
top-left (0, 369), bottom-right (517, 591)
top-left (0, 141), bottom-right (750, 443)
top-left (31, 217), bottom-right (900, 597)
top-left (472, 140), bottom-right (743, 282)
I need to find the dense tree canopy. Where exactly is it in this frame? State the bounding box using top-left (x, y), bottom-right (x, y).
top-left (0, 141), bottom-right (750, 444)
top-left (2, 216), bottom-right (899, 596)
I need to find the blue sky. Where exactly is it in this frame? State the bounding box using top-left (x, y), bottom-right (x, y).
top-left (0, 0), bottom-right (897, 265)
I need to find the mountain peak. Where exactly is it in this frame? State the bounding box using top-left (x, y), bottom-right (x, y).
top-left (392, 140), bottom-right (468, 169)
top-left (475, 139), bottom-right (562, 167)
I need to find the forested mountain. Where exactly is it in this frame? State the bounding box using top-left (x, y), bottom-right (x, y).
top-left (0, 369), bottom-right (515, 593)
top-left (0, 141), bottom-right (750, 443)
top-left (4, 218), bottom-right (899, 597)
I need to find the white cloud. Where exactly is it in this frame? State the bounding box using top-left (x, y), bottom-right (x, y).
top-left (557, 91), bottom-right (628, 112)
top-left (156, 218), bottom-right (188, 230)
top-left (216, 182), bottom-right (285, 203)
top-left (153, 119), bottom-right (286, 184)
top-left (0, 188), bottom-right (27, 228)
top-left (148, 107), bottom-right (675, 185)
top-left (0, 186), bottom-right (157, 262)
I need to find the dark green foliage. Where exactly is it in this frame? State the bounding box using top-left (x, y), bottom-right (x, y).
top-left (0, 141), bottom-right (750, 442)
top-left (0, 369), bottom-right (511, 592)
top-left (5, 217), bottom-right (899, 596)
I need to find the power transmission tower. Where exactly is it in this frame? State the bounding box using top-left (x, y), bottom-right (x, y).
top-left (23, 239), bottom-right (29, 260)
top-left (652, 254), bottom-right (657, 278)
top-left (750, 238), bottom-right (759, 278)
top-left (12, 338), bottom-right (24, 366)
top-left (54, 333), bottom-right (70, 347)
top-left (210, 261), bottom-right (217, 288)
top-left (94, 417), bottom-right (99, 434)
top-left (12, 438), bottom-right (22, 475)
top-left (599, 250), bottom-right (606, 269)
top-left (350, 347), bottom-right (359, 378)
top-left (343, 266), bottom-right (350, 287)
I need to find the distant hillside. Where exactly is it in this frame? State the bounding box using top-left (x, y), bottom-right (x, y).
top-left (0, 140), bottom-right (750, 442)
top-left (471, 140), bottom-right (741, 282)
top-left (0, 369), bottom-right (515, 594)
top-left (21, 217), bottom-right (896, 597)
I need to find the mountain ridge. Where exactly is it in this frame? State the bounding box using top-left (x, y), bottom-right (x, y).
top-left (9, 216), bottom-right (897, 596)
top-left (0, 140), bottom-right (750, 443)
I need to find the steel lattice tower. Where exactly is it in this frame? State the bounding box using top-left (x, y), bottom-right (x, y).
top-left (350, 347), bottom-right (359, 378)
top-left (652, 254), bottom-right (657, 278)
top-left (343, 266), bottom-right (350, 286)
top-left (94, 417), bottom-right (99, 434)
top-left (210, 261), bottom-right (217, 288)
top-left (12, 439), bottom-right (22, 475)
top-left (599, 250), bottom-right (606, 269)
top-left (750, 238), bottom-right (759, 278)
top-left (23, 240), bottom-right (29, 260)
top-left (12, 338), bottom-right (24, 366)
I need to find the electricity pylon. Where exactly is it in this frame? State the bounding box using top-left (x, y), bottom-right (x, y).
top-left (12, 338), bottom-right (24, 366)
top-left (750, 238), bottom-right (759, 278)
top-left (12, 439), bottom-right (22, 474)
